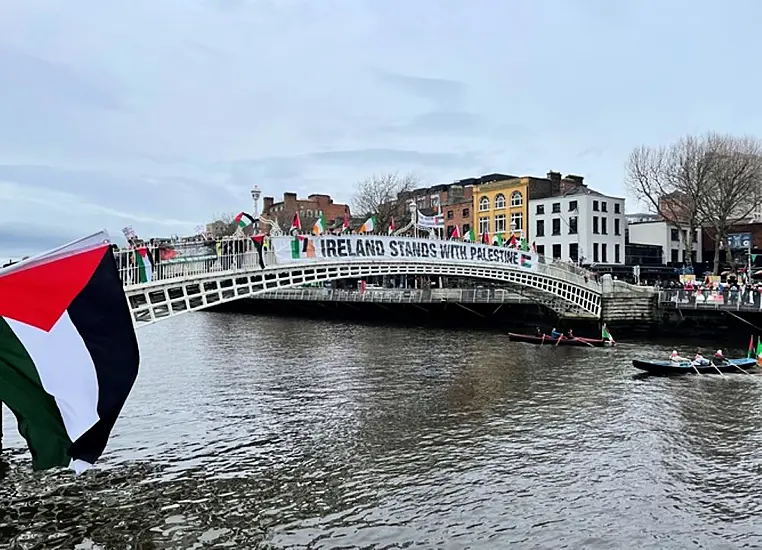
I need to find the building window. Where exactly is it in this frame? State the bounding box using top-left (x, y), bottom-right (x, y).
top-left (510, 212), bottom-right (523, 231)
top-left (552, 244), bottom-right (562, 259)
top-left (536, 220), bottom-right (545, 237)
top-left (569, 243), bottom-right (579, 263)
top-left (510, 191), bottom-right (523, 207)
top-left (593, 243), bottom-right (599, 262)
top-left (552, 203), bottom-right (561, 213)
top-left (494, 193), bottom-right (506, 209)
top-left (614, 218), bottom-right (620, 236)
top-left (601, 217), bottom-right (608, 235)
top-left (601, 243), bottom-right (608, 263)
top-left (593, 200), bottom-right (599, 211)
top-left (552, 218), bottom-right (561, 236)
top-left (495, 214), bottom-right (506, 233)
top-left (463, 223), bottom-right (470, 235)
top-left (447, 225), bottom-right (456, 238)
top-left (536, 204), bottom-right (545, 215)
top-left (447, 210), bottom-right (454, 219)
top-left (671, 228), bottom-right (679, 241)
top-left (592, 216), bottom-right (599, 234)
top-left (614, 203), bottom-right (621, 214)
top-left (536, 244), bottom-right (545, 256)
top-left (479, 197), bottom-right (490, 212)
top-left (671, 249), bottom-right (679, 263)
top-left (568, 216), bottom-right (578, 235)
top-left (431, 195), bottom-right (440, 208)
top-left (462, 208), bottom-right (469, 218)
top-left (568, 201), bottom-right (578, 212)
top-left (479, 216), bottom-right (489, 235)
top-left (615, 244), bottom-right (621, 263)
top-left (601, 202), bottom-right (608, 213)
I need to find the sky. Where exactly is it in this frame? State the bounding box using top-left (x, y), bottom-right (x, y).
top-left (1, 0), bottom-right (761, 258)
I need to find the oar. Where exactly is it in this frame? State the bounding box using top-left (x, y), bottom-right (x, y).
top-left (573, 337), bottom-right (595, 348)
top-left (711, 363), bottom-right (726, 377)
top-left (689, 361), bottom-right (702, 376)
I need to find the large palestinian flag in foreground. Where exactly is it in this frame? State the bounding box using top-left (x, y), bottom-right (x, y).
top-left (0, 232), bottom-right (139, 472)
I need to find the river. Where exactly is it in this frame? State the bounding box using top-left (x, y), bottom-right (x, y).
top-left (2, 312), bottom-right (762, 549)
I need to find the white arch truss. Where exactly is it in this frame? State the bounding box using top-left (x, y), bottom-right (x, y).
top-left (125, 260), bottom-right (602, 327)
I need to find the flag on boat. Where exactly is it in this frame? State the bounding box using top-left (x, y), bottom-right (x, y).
top-left (359, 216), bottom-right (376, 233)
top-left (312, 214), bottom-right (326, 235)
top-left (0, 231), bottom-right (140, 472)
top-left (602, 323), bottom-right (614, 343)
top-left (748, 335), bottom-right (755, 358)
top-left (134, 247), bottom-right (153, 283)
top-left (756, 337), bottom-right (762, 365)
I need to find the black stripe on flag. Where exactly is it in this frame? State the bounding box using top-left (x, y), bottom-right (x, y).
top-left (67, 250), bottom-right (140, 464)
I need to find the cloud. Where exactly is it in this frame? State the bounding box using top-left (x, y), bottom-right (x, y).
top-left (375, 71), bottom-right (468, 108)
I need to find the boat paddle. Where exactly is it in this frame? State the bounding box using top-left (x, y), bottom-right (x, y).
top-left (573, 337), bottom-right (595, 348)
top-left (689, 361), bottom-right (702, 376)
top-left (710, 362), bottom-right (726, 377)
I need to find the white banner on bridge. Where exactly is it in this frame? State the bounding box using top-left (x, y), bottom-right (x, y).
top-left (271, 235), bottom-right (538, 271)
top-left (417, 211), bottom-right (444, 228)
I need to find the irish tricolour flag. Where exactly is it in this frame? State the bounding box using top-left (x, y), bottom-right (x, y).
top-left (0, 232), bottom-right (140, 472)
top-left (359, 216), bottom-right (376, 233)
top-left (312, 214), bottom-right (326, 235)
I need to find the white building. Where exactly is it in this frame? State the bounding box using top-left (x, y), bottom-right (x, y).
top-left (627, 219), bottom-right (703, 265)
top-left (529, 187), bottom-right (626, 265)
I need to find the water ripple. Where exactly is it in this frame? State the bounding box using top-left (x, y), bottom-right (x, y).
top-left (4, 313), bottom-right (762, 548)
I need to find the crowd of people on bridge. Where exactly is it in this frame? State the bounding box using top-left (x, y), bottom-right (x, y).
top-left (657, 275), bottom-right (762, 308)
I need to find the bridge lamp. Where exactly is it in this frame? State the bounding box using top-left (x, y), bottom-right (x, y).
top-left (250, 185), bottom-right (262, 216)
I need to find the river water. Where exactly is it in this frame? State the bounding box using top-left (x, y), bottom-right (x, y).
top-left (2, 313), bottom-right (762, 549)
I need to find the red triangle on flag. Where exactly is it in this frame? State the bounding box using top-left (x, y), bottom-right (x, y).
top-left (0, 246), bottom-right (109, 331)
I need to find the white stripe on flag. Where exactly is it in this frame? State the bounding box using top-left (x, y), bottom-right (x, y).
top-left (7, 311), bottom-right (100, 442)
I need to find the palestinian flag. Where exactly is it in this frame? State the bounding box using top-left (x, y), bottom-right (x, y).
top-left (464, 228), bottom-right (476, 242)
top-left (481, 231), bottom-right (490, 245)
top-left (450, 226), bottom-right (461, 240)
top-left (134, 247), bottom-right (153, 283)
top-left (492, 234), bottom-right (503, 246)
top-left (291, 236), bottom-right (316, 259)
top-left (342, 210), bottom-right (350, 233)
top-left (0, 232), bottom-right (140, 471)
top-left (359, 216), bottom-right (376, 233)
top-left (312, 214), bottom-right (326, 235)
top-left (519, 252), bottom-right (533, 269)
top-left (388, 217), bottom-right (396, 235)
top-left (756, 337), bottom-right (762, 364)
top-left (520, 237), bottom-right (529, 252)
top-left (234, 212), bottom-right (254, 230)
top-left (507, 235), bottom-right (518, 248)
top-left (748, 335), bottom-right (755, 358)
top-left (602, 324), bottom-right (614, 343)
top-left (290, 212), bottom-right (302, 233)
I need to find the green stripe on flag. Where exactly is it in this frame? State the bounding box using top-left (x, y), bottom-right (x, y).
top-left (0, 317), bottom-right (72, 469)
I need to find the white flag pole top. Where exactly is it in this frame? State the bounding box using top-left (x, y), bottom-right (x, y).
top-left (0, 230), bottom-right (112, 276)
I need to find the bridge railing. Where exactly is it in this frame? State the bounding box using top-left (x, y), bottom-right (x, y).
top-left (253, 287), bottom-right (541, 304)
top-left (115, 236), bottom-right (601, 293)
top-left (658, 289), bottom-right (762, 311)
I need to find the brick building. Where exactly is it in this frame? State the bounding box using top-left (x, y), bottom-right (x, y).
top-left (442, 185), bottom-right (473, 238)
top-left (262, 192), bottom-right (350, 232)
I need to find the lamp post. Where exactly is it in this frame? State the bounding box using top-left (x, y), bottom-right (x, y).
top-left (510, 220), bottom-right (524, 243)
top-left (250, 185), bottom-right (261, 219)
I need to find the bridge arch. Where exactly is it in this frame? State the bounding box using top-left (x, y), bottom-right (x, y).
top-left (125, 258), bottom-right (602, 327)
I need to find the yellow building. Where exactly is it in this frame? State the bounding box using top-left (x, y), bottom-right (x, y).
top-left (472, 177), bottom-right (530, 242)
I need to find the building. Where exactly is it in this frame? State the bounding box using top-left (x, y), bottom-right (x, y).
top-left (441, 185), bottom-right (473, 238)
top-left (627, 220), bottom-right (702, 265)
top-left (472, 172), bottom-right (565, 242)
top-left (262, 192), bottom-right (350, 231)
top-left (530, 179), bottom-right (626, 265)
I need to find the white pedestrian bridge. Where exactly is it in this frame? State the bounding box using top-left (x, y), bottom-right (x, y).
top-left (118, 235), bottom-right (604, 326)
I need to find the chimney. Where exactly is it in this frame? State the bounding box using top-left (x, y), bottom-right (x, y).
top-left (547, 171), bottom-right (562, 182)
top-left (283, 192), bottom-right (297, 205)
top-left (560, 174), bottom-right (585, 195)
top-left (263, 196), bottom-right (274, 213)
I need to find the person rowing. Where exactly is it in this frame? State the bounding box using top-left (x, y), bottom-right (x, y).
top-left (712, 349), bottom-right (728, 366)
top-left (670, 350), bottom-right (689, 363)
top-left (550, 327), bottom-right (563, 339)
top-left (693, 352), bottom-right (710, 366)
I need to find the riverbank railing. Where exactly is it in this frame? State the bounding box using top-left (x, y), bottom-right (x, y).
top-left (658, 289), bottom-right (762, 311)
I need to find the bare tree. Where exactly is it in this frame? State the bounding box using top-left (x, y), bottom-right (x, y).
top-left (207, 211), bottom-right (239, 237)
top-left (352, 172), bottom-right (419, 232)
top-left (626, 135), bottom-right (717, 268)
top-left (697, 135), bottom-right (762, 273)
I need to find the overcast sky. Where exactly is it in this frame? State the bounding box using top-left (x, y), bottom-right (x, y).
top-left (2, 0), bottom-right (760, 257)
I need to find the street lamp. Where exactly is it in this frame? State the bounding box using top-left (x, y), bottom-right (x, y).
top-left (250, 185), bottom-right (262, 218)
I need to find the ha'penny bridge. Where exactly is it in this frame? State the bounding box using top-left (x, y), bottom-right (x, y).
top-left (116, 235), bottom-right (655, 327)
